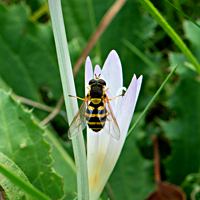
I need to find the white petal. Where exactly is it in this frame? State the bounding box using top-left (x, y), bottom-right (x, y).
top-left (88, 75), bottom-right (143, 200)
top-left (101, 50), bottom-right (123, 98)
top-left (87, 128), bottom-right (111, 199)
top-left (85, 57), bottom-right (93, 96)
top-left (94, 65), bottom-right (102, 77)
top-left (116, 75), bottom-right (142, 135)
top-left (136, 75), bottom-right (143, 102)
top-left (86, 51), bottom-right (143, 200)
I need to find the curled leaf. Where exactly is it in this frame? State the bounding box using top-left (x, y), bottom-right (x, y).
top-left (146, 181), bottom-right (186, 200)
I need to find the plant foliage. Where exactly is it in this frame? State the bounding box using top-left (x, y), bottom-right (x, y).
top-left (0, 0), bottom-right (200, 199)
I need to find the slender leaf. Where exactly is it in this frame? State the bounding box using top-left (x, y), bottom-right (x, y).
top-left (48, 0), bottom-right (89, 199)
top-left (128, 64), bottom-right (178, 136)
top-left (138, 0), bottom-right (200, 74)
top-left (164, 0), bottom-right (200, 29)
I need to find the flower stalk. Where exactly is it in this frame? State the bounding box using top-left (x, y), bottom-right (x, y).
top-left (48, 0), bottom-right (89, 199)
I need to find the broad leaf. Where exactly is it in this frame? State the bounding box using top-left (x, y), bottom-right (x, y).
top-left (0, 89), bottom-right (64, 199)
top-left (0, 152), bottom-right (34, 200)
top-left (183, 20), bottom-right (200, 61)
top-left (0, 77), bottom-right (77, 199)
top-left (0, 2), bottom-right (77, 195)
top-left (0, 3), bottom-right (62, 103)
top-left (44, 131), bottom-right (77, 200)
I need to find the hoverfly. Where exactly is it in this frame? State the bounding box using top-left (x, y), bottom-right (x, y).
top-left (68, 74), bottom-right (121, 140)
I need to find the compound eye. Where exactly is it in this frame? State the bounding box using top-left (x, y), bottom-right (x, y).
top-left (98, 79), bottom-right (106, 86)
top-left (89, 79), bottom-right (96, 85)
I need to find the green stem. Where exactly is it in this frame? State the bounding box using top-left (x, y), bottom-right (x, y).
top-left (0, 164), bottom-right (51, 200)
top-left (127, 64), bottom-right (178, 136)
top-left (48, 0), bottom-right (89, 199)
top-left (29, 3), bottom-right (49, 22)
top-left (139, 0), bottom-right (200, 74)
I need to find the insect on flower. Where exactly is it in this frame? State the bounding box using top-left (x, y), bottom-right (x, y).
top-left (68, 74), bottom-right (122, 140)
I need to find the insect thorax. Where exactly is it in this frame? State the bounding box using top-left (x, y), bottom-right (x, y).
top-left (90, 85), bottom-right (103, 98)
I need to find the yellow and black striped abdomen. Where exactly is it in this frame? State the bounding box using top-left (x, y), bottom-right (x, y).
top-left (86, 101), bottom-right (107, 132)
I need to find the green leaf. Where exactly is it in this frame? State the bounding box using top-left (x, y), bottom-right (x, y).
top-left (128, 64), bottom-right (178, 136)
top-left (164, 0), bottom-right (200, 29)
top-left (44, 130), bottom-right (77, 200)
top-left (0, 152), bottom-right (34, 200)
top-left (169, 52), bottom-right (190, 76)
top-left (182, 173), bottom-right (200, 198)
top-left (0, 73), bottom-right (77, 199)
top-left (0, 3), bottom-right (62, 102)
top-left (61, 0), bottom-right (92, 43)
top-left (168, 20), bottom-right (200, 76)
top-left (161, 75), bottom-right (200, 185)
top-left (138, 0), bottom-right (200, 74)
top-left (48, 0), bottom-right (89, 199)
top-left (183, 20), bottom-right (200, 61)
top-left (0, 89), bottom-right (64, 199)
top-left (0, 155), bottom-right (52, 200)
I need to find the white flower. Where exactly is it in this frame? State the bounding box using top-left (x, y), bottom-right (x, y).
top-left (85, 50), bottom-right (142, 200)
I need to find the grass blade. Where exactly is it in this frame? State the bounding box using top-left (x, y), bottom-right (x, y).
top-left (128, 64), bottom-right (178, 136)
top-left (164, 0), bottom-right (200, 29)
top-left (139, 0), bottom-right (200, 74)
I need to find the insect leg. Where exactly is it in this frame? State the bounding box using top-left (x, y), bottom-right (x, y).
top-left (108, 94), bottom-right (124, 101)
top-left (69, 95), bottom-right (85, 101)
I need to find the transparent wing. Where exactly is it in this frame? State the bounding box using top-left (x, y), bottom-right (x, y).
top-left (104, 96), bottom-right (120, 140)
top-left (67, 98), bottom-right (88, 139)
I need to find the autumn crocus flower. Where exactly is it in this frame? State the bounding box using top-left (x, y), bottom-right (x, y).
top-left (85, 50), bottom-right (143, 200)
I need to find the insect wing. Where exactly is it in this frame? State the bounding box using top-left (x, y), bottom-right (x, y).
top-left (68, 99), bottom-right (87, 139)
top-left (104, 96), bottom-right (120, 140)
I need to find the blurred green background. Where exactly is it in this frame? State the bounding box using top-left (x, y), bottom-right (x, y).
top-left (0, 0), bottom-right (200, 199)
